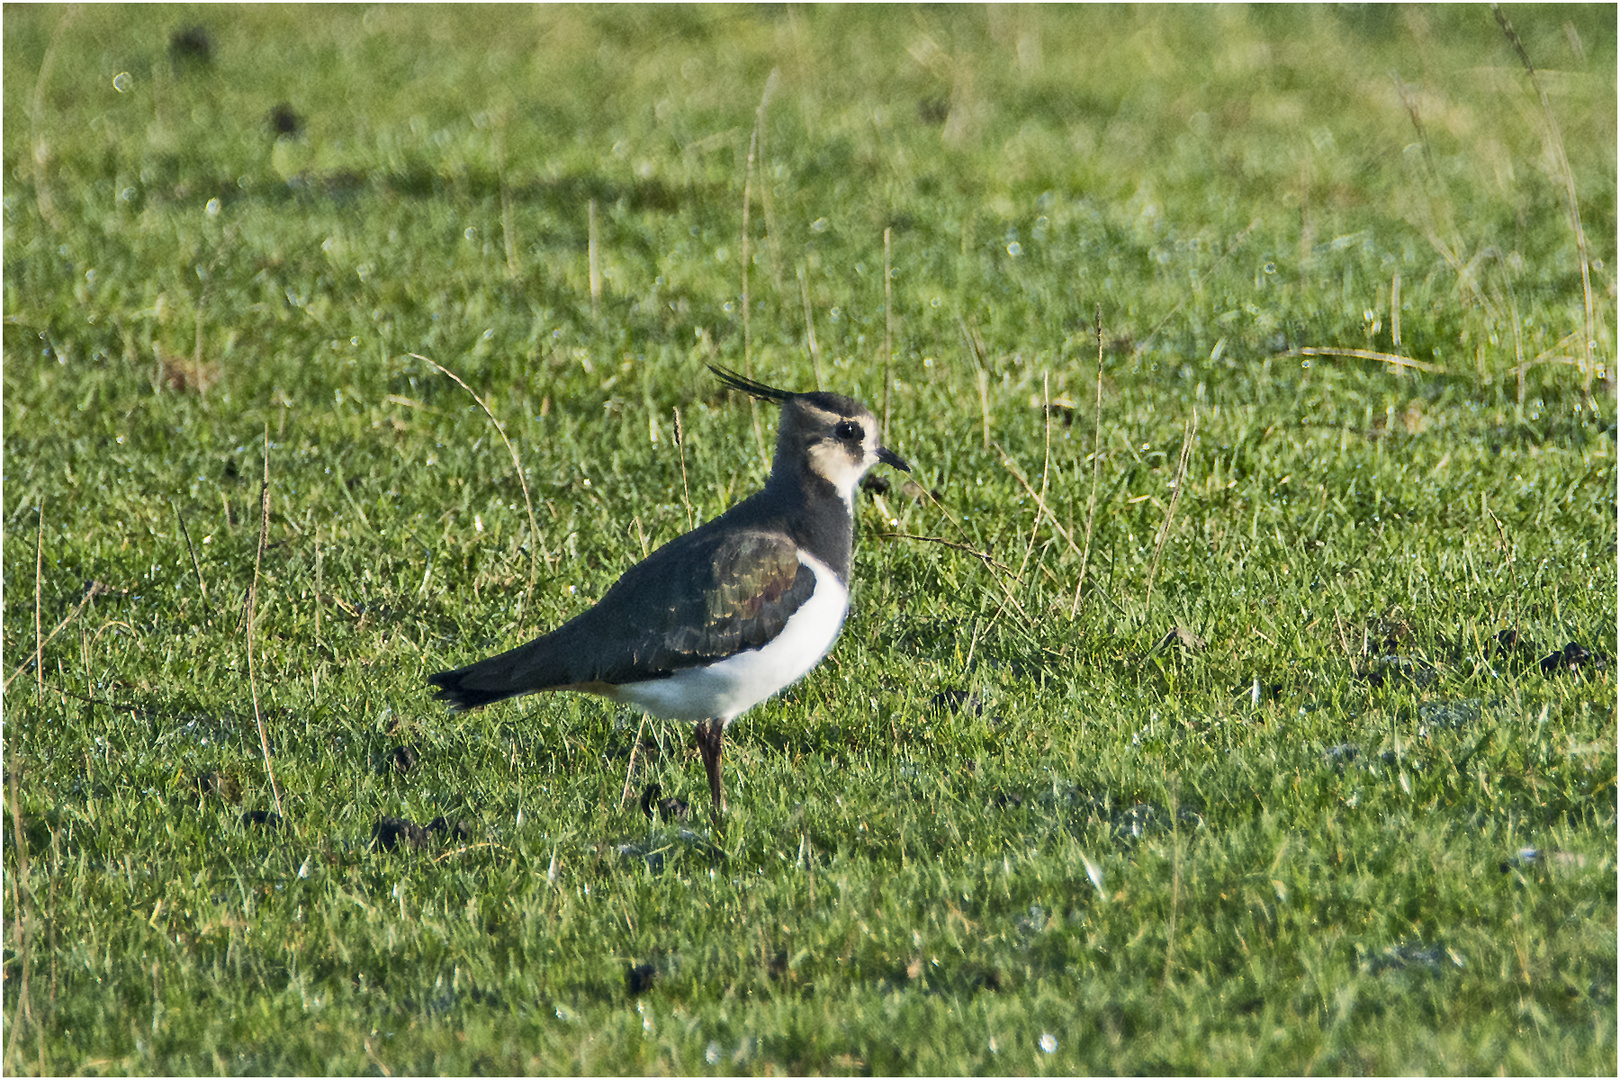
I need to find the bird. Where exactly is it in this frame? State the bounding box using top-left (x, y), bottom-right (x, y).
top-left (428, 364), bottom-right (911, 822)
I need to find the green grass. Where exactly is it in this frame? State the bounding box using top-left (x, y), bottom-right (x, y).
top-left (4, 4), bottom-right (1615, 1074)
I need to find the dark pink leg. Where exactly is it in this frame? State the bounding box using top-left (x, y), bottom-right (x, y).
top-left (693, 719), bottom-right (726, 821)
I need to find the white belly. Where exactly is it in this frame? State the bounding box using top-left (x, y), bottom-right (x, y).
top-left (610, 553), bottom-right (849, 724)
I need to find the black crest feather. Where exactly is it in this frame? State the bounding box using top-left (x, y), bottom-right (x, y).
top-left (708, 364), bottom-right (793, 403)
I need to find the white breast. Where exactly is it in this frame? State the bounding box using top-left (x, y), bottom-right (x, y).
top-left (610, 552), bottom-right (849, 724)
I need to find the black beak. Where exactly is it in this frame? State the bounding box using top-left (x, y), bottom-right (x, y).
top-left (877, 446), bottom-right (911, 472)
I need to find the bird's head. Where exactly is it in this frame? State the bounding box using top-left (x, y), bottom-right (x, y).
top-left (709, 365), bottom-right (910, 508)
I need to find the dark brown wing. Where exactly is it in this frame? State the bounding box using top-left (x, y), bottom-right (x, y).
top-left (428, 527), bottom-right (815, 710)
top-left (575, 527), bottom-right (814, 682)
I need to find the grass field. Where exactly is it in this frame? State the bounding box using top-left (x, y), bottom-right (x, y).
top-left (4, 4), bottom-right (1616, 1074)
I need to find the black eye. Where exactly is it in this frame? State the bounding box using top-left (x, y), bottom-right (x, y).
top-left (834, 420), bottom-right (864, 442)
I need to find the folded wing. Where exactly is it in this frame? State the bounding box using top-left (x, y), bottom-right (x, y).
top-left (428, 528), bottom-right (815, 710)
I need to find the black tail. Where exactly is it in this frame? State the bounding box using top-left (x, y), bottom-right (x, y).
top-left (427, 631), bottom-right (579, 712)
top-left (427, 665), bottom-right (519, 711)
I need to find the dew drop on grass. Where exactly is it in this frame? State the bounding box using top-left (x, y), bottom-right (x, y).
top-left (1040, 1033), bottom-right (1057, 1054)
top-left (113, 72), bottom-right (132, 92)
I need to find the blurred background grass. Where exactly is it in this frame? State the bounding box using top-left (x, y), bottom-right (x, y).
top-left (5, 3), bottom-right (1613, 407)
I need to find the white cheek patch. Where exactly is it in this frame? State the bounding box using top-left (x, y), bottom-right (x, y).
top-left (807, 441), bottom-right (864, 511)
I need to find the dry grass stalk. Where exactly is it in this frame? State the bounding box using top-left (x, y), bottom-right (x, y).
top-left (314, 526), bottom-right (323, 644)
top-left (1143, 408), bottom-right (1198, 617)
top-left (740, 126), bottom-right (765, 462)
top-left (173, 499), bottom-right (211, 623)
top-left (619, 714), bottom-right (647, 810)
top-left (1014, 372), bottom-right (1053, 585)
top-left (1492, 3), bottom-right (1596, 392)
top-left (876, 531), bottom-right (1014, 576)
top-left (192, 288), bottom-right (207, 397)
top-left (798, 265), bottom-right (825, 390)
top-left (1277, 347), bottom-right (1447, 375)
top-left (1391, 72), bottom-right (1469, 287)
top-left (363, 1036), bottom-right (392, 1077)
top-left (500, 177), bottom-right (519, 279)
top-left (495, 124), bottom-right (520, 279)
top-left (994, 442), bottom-right (1083, 559)
top-left (977, 368), bottom-right (991, 451)
top-left (955, 314), bottom-right (987, 369)
top-left (13, 514), bottom-right (42, 1071)
top-left (882, 226), bottom-right (894, 434)
top-left (673, 406), bottom-right (695, 532)
top-left (1522, 332), bottom-right (1587, 372)
top-left (991, 438), bottom-right (1121, 615)
top-left (1392, 71), bottom-right (1538, 339)
top-left (587, 198), bottom-right (601, 315)
top-left (412, 352), bottom-right (548, 608)
top-left (1391, 271), bottom-right (1403, 348)
top-left (430, 841), bottom-right (503, 865)
top-left (907, 484), bottom-right (1027, 619)
top-left (246, 425), bottom-right (284, 818)
top-left (1392, 70), bottom-right (1438, 178)
top-left (6, 583), bottom-right (112, 695)
top-left (33, 507), bottom-right (43, 698)
top-left (753, 70), bottom-right (783, 295)
top-left (953, 315), bottom-right (993, 446)
top-left (1482, 493), bottom-right (1520, 640)
top-left (6, 756), bottom-right (35, 1073)
top-left (1071, 306), bottom-right (1108, 618)
top-left (26, 6), bottom-right (75, 232)
top-left (1507, 288), bottom-right (1527, 408)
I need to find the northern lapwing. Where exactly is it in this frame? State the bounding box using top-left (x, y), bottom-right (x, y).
top-left (428, 365), bottom-right (910, 821)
